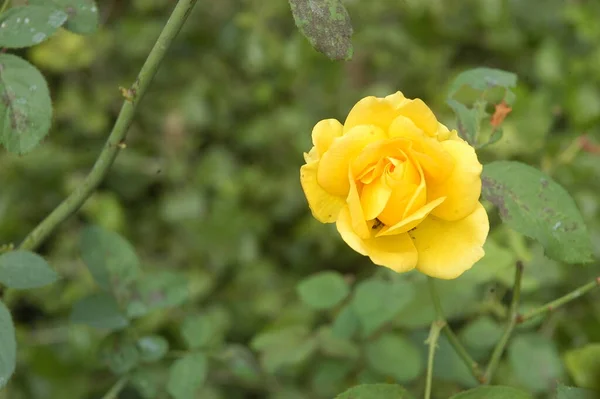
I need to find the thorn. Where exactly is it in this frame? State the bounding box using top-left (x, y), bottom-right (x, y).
top-left (515, 314), bottom-right (524, 324)
top-left (117, 140), bottom-right (127, 149)
top-left (119, 86), bottom-right (136, 102)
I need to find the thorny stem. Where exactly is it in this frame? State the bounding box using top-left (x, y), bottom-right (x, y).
top-left (426, 277), bottom-right (485, 383)
top-left (18, 0), bottom-right (199, 251)
top-left (424, 320), bottom-right (444, 399)
top-left (484, 261), bottom-right (523, 383)
top-left (517, 277), bottom-right (600, 323)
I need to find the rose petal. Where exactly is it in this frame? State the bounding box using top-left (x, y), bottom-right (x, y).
top-left (312, 119), bottom-right (343, 157)
top-left (300, 161), bottom-right (346, 223)
top-left (396, 98), bottom-right (439, 136)
top-left (343, 96), bottom-right (401, 134)
top-left (410, 203), bottom-right (489, 279)
top-left (336, 206), bottom-right (368, 255)
top-left (363, 233), bottom-right (418, 273)
top-left (361, 175), bottom-right (392, 220)
top-left (377, 197), bottom-right (446, 236)
top-left (347, 169), bottom-right (371, 239)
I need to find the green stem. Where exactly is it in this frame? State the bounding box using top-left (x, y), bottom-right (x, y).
top-left (18, 0), bottom-right (199, 251)
top-left (0, 0), bottom-right (9, 15)
top-left (424, 320), bottom-right (444, 399)
top-left (517, 277), bottom-right (600, 323)
top-left (426, 277), bottom-right (485, 383)
top-left (101, 376), bottom-right (129, 399)
top-left (484, 261), bottom-right (523, 383)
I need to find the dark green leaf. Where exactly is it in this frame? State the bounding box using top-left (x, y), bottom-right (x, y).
top-left (29, 0), bottom-right (99, 34)
top-left (288, 0), bottom-right (353, 61)
top-left (482, 161), bottom-right (593, 264)
top-left (0, 6), bottom-right (67, 48)
top-left (137, 335), bottom-right (169, 363)
top-left (448, 67), bottom-right (518, 98)
top-left (365, 332), bottom-right (422, 383)
top-left (100, 335), bottom-right (140, 374)
top-left (0, 250), bottom-right (58, 289)
top-left (296, 271), bottom-right (349, 310)
top-left (0, 301), bottom-right (16, 389)
top-left (556, 384), bottom-right (598, 399)
top-left (564, 344), bottom-right (600, 390)
top-left (70, 292), bottom-right (129, 330)
top-left (335, 384), bottom-right (415, 399)
top-left (0, 54), bottom-right (52, 154)
top-left (167, 353), bottom-right (208, 399)
top-left (449, 386), bottom-right (533, 399)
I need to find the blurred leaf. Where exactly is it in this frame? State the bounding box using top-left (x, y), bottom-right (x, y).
top-left (448, 67), bottom-right (517, 98)
top-left (331, 303), bottom-right (359, 339)
top-left (70, 292), bottom-right (129, 330)
top-left (100, 335), bottom-right (140, 375)
top-left (80, 225), bottom-right (141, 293)
top-left (447, 98), bottom-right (487, 145)
top-left (296, 271), bottom-right (349, 310)
top-left (216, 345), bottom-right (262, 386)
top-left (316, 327), bottom-right (359, 359)
top-left (137, 335), bottom-right (169, 363)
top-left (0, 301), bottom-right (16, 389)
top-left (508, 333), bottom-right (564, 393)
top-left (482, 161), bottom-right (593, 264)
top-left (564, 344), bottom-right (600, 390)
top-left (0, 6), bottom-right (67, 48)
top-left (181, 314), bottom-right (213, 349)
top-left (167, 353), bottom-right (208, 399)
top-left (459, 316), bottom-right (504, 351)
top-left (365, 332), bottom-right (422, 383)
top-left (28, 0), bottom-right (100, 35)
top-left (131, 368), bottom-right (160, 399)
top-left (556, 384), bottom-right (598, 399)
top-left (459, 239), bottom-right (515, 284)
top-left (0, 54), bottom-right (52, 154)
top-left (125, 270), bottom-right (189, 318)
top-left (288, 0), bottom-right (353, 61)
top-left (311, 359), bottom-right (353, 397)
top-left (449, 386), bottom-right (533, 398)
top-left (251, 325), bottom-right (317, 373)
top-left (352, 278), bottom-right (414, 337)
top-left (0, 250), bottom-right (58, 289)
top-left (335, 384), bottom-right (414, 399)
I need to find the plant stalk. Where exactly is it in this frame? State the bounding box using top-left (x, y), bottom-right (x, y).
top-left (424, 320), bottom-right (444, 399)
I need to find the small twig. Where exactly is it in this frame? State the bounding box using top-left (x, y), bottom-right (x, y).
top-left (426, 277), bottom-right (485, 383)
top-left (101, 376), bottom-right (129, 399)
top-left (424, 320), bottom-right (444, 399)
top-left (484, 261), bottom-right (524, 383)
top-left (0, 0), bottom-right (9, 14)
top-left (517, 277), bottom-right (600, 324)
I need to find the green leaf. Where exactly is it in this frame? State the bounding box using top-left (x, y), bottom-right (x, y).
top-left (70, 292), bottom-right (129, 330)
top-left (0, 301), bottom-right (16, 389)
top-left (352, 278), bottom-right (414, 337)
top-left (288, 0), bottom-right (353, 61)
top-left (331, 303), bottom-right (359, 339)
top-left (447, 98), bottom-right (487, 144)
top-left (0, 250), bottom-right (58, 289)
top-left (296, 271), bottom-right (349, 310)
top-left (181, 314), bottom-right (213, 349)
top-left (448, 67), bottom-right (518, 99)
top-left (365, 332), bottom-right (422, 383)
top-left (216, 345), bottom-right (262, 386)
top-left (564, 343), bottom-right (600, 390)
top-left (556, 384), bottom-right (598, 399)
top-left (0, 6), bottom-right (67, 48)
top-left (99, 335), bottom-right (140, 374)
top-left (508, 333), bottom-right (564, 393)
top-left (125, 270), bottom-right (189, 318)
top-left (251, 325), bottom-right (318, 373)
top-left (316, 327), bottom-right (359, 359)
top-left (311, 359), bottom-right (353, 398)
top-left (0, 54), bottom-right (52, 154)
top-left (449, 386), bottom-right (532, 399)
top-left (80, 225), bottom-right (141, 293)
top-left (28, 0), bottom-right (99, 34)
top-left (335, 384), bottom-right (415, 399)
top-left (167, 353), bottom-right (208, 399)
top-left (459, 316), bottom-right (504, 351)
top-left (131, 368), bottom-right (160, 399)
top-left (137, 335), bottom-right (169, 363)
top-left (482, 161), bottom-right (593, 264)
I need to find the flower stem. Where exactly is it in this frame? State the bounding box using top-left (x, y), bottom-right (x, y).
top-left (101, 376), bottom-right (129, 399)
top-left (18, 0), bottom-right (199, 251)
top-left (517, 277), bottom-right (600, 324)
top-left (424, 320), bottom-right (444, 399)
top-left (0, 0), bottom-right (9, 15)
top-left (426, 277), bottom-right (485, 383)
top-left (484, 261), bottom-right (523, 383)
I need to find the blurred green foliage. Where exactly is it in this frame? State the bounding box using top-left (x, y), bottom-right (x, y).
top-left (1, 0), bottom-right (600, 398)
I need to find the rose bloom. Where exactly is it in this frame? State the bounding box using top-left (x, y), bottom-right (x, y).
top-left (300, 92), bottom-right (489, 279)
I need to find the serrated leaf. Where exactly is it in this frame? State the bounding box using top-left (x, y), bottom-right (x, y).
top-left (80, 225), bottom-right (140, 293)
top-left (100, 335), bottom-right (140, 374)
top-left (70, 293), bottom-right (129, 330)
top-left (335, 384), bottom-right (415, 399)
top-left (365, 332), bottom-right (422, 383)
top-left (449, 386), bottom-right (533, 399)
top-left (167, 353), bottom-right (208, 399)
top-left (556, 384), bottom-right (598, 399)
top-left (288, 0), bottom-right (353, 61)
top-left (0, 301), bottom-right (16, 389)
top-left (0, 54), bottom-right (52, 154)
top-left (482, 161), bottom-right (593, 264)
top-left (137, 335), bottom-right (169, 363)
top-left (296, 271), bottom-right (349, 310)
top-left (0, 6), bottom-right (67, 48)
top-left (0, 250), bottom-right (58, 289)
top-left (564, 344), bottom-right (600, 390)
top-left (28, 0), bottom-right (99, 34)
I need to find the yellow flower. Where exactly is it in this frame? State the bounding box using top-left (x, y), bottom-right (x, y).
top-left (300, 92), bottom-right (489, 279)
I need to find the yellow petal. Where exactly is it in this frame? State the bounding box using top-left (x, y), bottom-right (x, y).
top-left (300, 161), bottom-right (345, 223)
top-left (361, 175), bottom-right (392, 220)
top-left (363, 233), bottom-right (418, 273)
top-left (377, 197), bottom-right (445, 236)
top-left (336, 206), bottom-right (368, 255)
top-left (388, 115), bottom-right (425, 140)
top-left (317, 125), bottom-right (386, 197)
top-left (397, 99), bottom-right (438, 136)
top-left (428, 139), bottom-right (483, 221)
top-left (347, 169), bottom-right (370, 239)
top-left (343, 96), bottom-right (400, 134)
top-left (410, 203), bottom-right (489, 279)
top-left (312, 119), bottom-right (343, 156)
top-left (384, 91), bottom-right (409, 107)
top-left (304, 147), bottom-right (319, 163)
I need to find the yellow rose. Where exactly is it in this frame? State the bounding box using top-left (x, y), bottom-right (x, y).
top-left (300, 92), bottom-right (489, 279)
